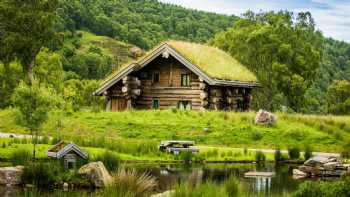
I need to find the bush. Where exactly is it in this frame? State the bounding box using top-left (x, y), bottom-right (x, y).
top-left (255, 151), bottom-right (266, 162)
top-left (22, 162), bottom-right (63, 187)
top-left (288, 146), bottom-right (300, 160)
top-left (304, 146), bottom-right (313, 160)
top-left (251, 131), bottom-right (263, 141)
top-left (180, 151), bottom-right (194, 164)
top-left (95, 151), bottom-right (120, 171)
top-left (292, 177), bottom-right (350, 197)
top-left (274, 148), bottom-right (284, 162)
top-left (341, 142), bottom-right (350, 159)
top-left (10, 149), bottom-right (32, 166)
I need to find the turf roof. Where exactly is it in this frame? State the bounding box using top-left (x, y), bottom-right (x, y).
top-left (100, 40), bottom-right (257, 86)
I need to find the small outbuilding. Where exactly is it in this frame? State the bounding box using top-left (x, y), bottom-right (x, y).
top-left (47, 141), bottom-right (89, 169)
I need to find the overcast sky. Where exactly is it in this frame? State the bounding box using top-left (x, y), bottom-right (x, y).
top-left (159, 0), bottom-right (350, 42)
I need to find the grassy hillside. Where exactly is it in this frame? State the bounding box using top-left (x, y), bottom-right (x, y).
top-left (0, 109), bottom-right (349, 152)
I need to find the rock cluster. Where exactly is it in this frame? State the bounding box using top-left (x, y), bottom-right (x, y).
top-left (293, 155), bottom-right (349, 179)
top-left (78, 161), bottom-right (113, 187)
top-left (0, 166), bottom-right (24, 186)
top-left (255, 109), bottom-right (277, 125)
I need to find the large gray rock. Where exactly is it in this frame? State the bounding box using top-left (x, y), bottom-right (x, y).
top-left (78, 162), bottom-right (113, 187)
top-left (0, 166), bottom-right (24, 186)
top-left (255, 110), bottom-right (277, 125)
top-left (304, 155), bottom-right (338, 167)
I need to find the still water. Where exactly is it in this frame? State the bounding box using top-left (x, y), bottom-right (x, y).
top-left (0, 163), bottom-right (303, 196)
top-left (124, 163), bottom-right (301, 196)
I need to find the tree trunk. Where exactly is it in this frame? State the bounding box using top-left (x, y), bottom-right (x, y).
top-left (27, 61), bottom-right (34, 86)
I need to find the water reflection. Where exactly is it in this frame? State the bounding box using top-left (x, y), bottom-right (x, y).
top-left (123, 163), bottom-right (301, 196)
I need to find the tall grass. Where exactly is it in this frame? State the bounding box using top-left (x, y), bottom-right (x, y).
top-left (10, 148), bottom-right (32, 165)
top-left (95, 151), bottom-right (120, 171)
top-left (111, 169), bottom-right (157, 197)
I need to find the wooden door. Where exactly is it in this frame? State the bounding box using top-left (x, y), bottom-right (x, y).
top-left (111, 98), bottom-right (127, 111)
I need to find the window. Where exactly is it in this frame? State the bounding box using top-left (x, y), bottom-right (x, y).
top-left (153, 72), bottom-right (160, 83)
top-left (181, 74), bottom-right (190, 87)
top-left (152, 99), bottom-right (159, 109)
top-left (178, 101), bottom-right (192, 110)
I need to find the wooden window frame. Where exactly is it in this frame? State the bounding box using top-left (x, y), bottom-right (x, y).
top-left (181, 74), bottom-right (190, 87)
top-left (153, 72), bottom-right (160, 83)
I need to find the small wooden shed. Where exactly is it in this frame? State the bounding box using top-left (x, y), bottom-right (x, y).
top-left (47, 141), bottom-right (89, 169)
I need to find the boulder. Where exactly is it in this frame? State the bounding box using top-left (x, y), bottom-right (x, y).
top-left (255, 110), bottom-right (277, 125)
top-left (129, 46), bottom-right (145, 58)
top-left (0, 166), bottom-right (24, 186)
top-left (78, 162), bottom-right (113, 187)
top-left (293, 169), bottom-right (307, 179)
top-left (323, 162), bottom-right (341, 170)
top-left (304, 155), bottom-right (338, 167)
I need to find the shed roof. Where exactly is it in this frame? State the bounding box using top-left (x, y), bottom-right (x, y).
top-left (47, 141), bottom-right (88, 160)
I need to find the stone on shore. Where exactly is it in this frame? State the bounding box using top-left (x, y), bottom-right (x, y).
top-left (293, 169), bottom-right (307, 179)
top-left (78, 162), bottom-right (113, 187)
top-left (0, 166), bottom-right (24, 186)
top-left (255, 110), bottom-right (277, 125)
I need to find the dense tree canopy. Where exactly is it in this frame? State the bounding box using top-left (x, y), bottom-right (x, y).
top-left (211, 11), bottom-right (323, 112)
top-left (56, 0), bottom-right (237, 49)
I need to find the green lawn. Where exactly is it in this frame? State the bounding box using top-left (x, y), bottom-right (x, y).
top-left (0, 109), bottom-right (349, 153)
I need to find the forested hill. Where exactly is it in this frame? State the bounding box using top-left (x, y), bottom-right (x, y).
top-left (57, 0), bottom-right (237, 49)
top-left (0, 0), bottom-right (349, 114)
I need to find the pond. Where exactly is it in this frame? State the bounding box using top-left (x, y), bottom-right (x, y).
top-left (0, 163), bottom-right (319, 196)
top-left (123, 163), bottom-right (301, 196)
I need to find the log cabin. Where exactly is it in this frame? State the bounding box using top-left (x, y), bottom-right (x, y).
top-left (94, 41), bottom-right (260, 111)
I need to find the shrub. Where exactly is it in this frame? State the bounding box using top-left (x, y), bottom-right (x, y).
top-left (288, 146), bottom-right (301, 160)
top-left (292, 177), bottom-right (350, 197)
top-left (304, 146), bottom-right (313, 160)
top-left (243, 148), bottom-right (248, 155)
top-left (274, 148), bottom-right (284, 162)
top-left (341, 142), bottom-right (350, 159)
top-left (225, 176), bottom-right (240, 197)
top-left (2, 142), bottom-right (6, 148)
top-left (22, 162), bottom-right (62, 187)
top-left (95, 151), bottom-right (120, 171)
top-left (251, 131), bottom-right (263, 141)
top-left (255, 151), bottom-right (266, 162)
top-left (180, 151), bottom-right (194, 164)
top-left (10, 149), bottom-right (32, 166)
top-left (112, 169), bottom-right (157, 197)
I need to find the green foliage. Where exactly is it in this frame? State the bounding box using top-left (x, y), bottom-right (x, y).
top-left (21, 162), bottom-right (63, 187)
top-left (95, 151), bottom-right (120, 171)
top-left (292, 177), bottom-right (350, 197)
top-left (179, 151), bottom-right (194, 164)
top-left (224, 176), bottom-right (241, 197)
top-left (274, 148), bottom-right (284, 162)
top-left (255, 151), bottom-right (266, 162)
top-left (251, 131), bottom-right (263, 141)
top-left (10, 148), bottom-right (31, 166)
top-left (0, 0), bottom-right (58, 85)
top-left (327, 80), bottom-right (350, 114)
top-left (304, 146), bottom-right (313, 161)
top-left (211, 11), bottom-right (322, 112)
top-left (341, 142), bottom-right (350, 159)
top-left (56, 0), bottom-right (236, 49)
top-left (288, 147), bottom-right (301, 160)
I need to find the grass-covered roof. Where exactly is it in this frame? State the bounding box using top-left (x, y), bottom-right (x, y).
top-left (100, 40), bottom-right (257, 88)
top-left (166, 41), bottom-right (257, 82)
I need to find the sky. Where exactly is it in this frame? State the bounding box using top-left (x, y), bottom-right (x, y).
top-left (159, 0), bottom-right (350, 42)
